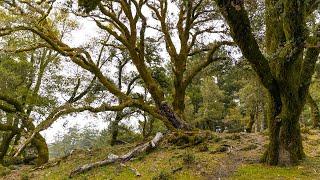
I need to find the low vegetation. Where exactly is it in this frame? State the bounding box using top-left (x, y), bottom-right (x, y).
top-left (1, 130), bottom-right (319, 179)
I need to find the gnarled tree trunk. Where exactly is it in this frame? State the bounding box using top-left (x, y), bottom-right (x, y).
top-left (172, 87), bottom-right (186, 121)
top-left (262, 94), bottom-right (304, 165)
top-left (31, 133), bottom-right (49, 166)
top-left (21, 119), bottom-right (49, 166)
top-left (0, 132), bottom-right (15, 164)
top-left (214, 0), bottom-right (319, 166)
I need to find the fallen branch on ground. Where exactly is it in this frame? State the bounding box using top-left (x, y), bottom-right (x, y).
top-left (69, 132), bottom-right (164, 177)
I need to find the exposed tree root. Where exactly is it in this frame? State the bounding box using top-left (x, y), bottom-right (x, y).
top-left (69, 132), bottom-right (164, 178)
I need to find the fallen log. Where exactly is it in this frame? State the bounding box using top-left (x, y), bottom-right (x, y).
top-left (69, 132), bottom-right (164, 178)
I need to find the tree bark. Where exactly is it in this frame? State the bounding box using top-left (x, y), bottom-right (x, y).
top-left (159, 102), bottom-right (191, 130)
top-left (306, 93), bottom-right (320, 128)
top-left (20, 119), bottom-right (49, 166)
top-left (262, 94), bottom-right (304, 165)
top-left (214, 0), bottom-right (319, 166)
top-left (172, 86), bottom-right (186, 120)
top-left (31, 133), bottom-right (49, 166)
top-left (246, 112), bottom-right (255, 133)
top-left (0, 132), bottom-right (15, 164)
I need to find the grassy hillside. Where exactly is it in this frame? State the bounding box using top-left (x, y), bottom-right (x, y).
top-left (1, 130), bottom-right (320, 180)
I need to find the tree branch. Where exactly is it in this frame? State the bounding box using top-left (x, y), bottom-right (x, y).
top-left (214, 0), bottom-right (277, 93)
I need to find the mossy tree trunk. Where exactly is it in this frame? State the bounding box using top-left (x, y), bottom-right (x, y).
top-left (0, 133), bottom-right (15, 164)
top-left (262, 93), bottom-right (305, 165)
top-left (0, 114), bottom-right (19, 164)
top-left (246, 112), bottom-right (255, 133)
top-left (214, 0), bottom-right (320, 165)
top-left (172, 83), bottom-right (187, 120)
top-left (306, 93), bottom-right (320, 128)
top-left (31, 133), bottom-right (49, 166)
top-left (22, 119), bottom-right (49, 166)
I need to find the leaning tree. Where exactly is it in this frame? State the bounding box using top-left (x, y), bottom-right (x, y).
top-left (214, 0), bottom-right (320, 165)
top-left (0, 0), bottom-right (234, 135)
top-left (0, 7), bottom-right (103, 165)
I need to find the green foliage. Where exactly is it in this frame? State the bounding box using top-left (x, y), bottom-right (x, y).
top-left (78, 0), bottom-right (101, 13)
top-left (49, 125), bottom-right (99, 158)
top-left (186, 76), bottom-right (226, 130)
top-left (197, 77), bottom-right (225, 121)
top-left (0, 56), bottom-right (33, 95)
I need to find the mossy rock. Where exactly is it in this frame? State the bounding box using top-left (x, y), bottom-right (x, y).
top-left (166, 131), bottom-right (216, 147)
top-left (240, 144), bottom-right (258, 151)
top-left (211, 144), bottom-right (230, 154)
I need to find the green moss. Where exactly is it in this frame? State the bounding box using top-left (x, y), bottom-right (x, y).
top-left (5, 132), bottom-right (320, 180)
top-left (232, 157), bottom-right (320, 180)
top-left (0, 165), bottom-right (11, 177)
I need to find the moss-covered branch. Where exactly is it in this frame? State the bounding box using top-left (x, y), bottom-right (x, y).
top-left (214, 0), bottom-right (277, 93)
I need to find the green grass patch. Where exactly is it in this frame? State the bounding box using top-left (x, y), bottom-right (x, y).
top-left (231, 157), bottom-right (320, 180)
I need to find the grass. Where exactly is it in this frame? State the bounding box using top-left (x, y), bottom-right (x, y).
top-left (3, 131), bottom-right (320, 180)
top-left (33, 146), bottom-right (219, 180)
top-left (232, 157), bottom-right (320, 180)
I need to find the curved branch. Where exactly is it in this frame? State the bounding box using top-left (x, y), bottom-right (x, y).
top-left (184, 41), bottom-right (234, 87)
top-left (214, 0), bottom-right (277, 93)
top-left (14, 100), bottom-right (136, 157)
top-left (0, 95), bottom-right (23, 112)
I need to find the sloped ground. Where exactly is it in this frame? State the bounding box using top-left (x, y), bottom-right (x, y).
top-left (1, 130), bottom-right (320, 180)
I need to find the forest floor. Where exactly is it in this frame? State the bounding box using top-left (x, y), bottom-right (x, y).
top-left (1, 129), bottom-right (320, 180)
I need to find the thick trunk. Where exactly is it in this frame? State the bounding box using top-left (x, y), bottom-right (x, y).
top-left (31, 133), bottom-right (49, 166)
top-left (0, 132), bottom-right (15, 164)
top-left (306, 93), bottom-right (320, 128)
top-left (262, 95), bottom-right (304, 165)
top-left (0, 114), bottom-right (18, 164)
top-left (22, 119), bottom-right (49, 166)
top-left (172, 86), bottom-right (186, 120)
top-left (159, 102), bottom-right (191, 130)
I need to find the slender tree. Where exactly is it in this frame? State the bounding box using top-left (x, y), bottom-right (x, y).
top-left (306, 93), bottom-right (320, 128)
